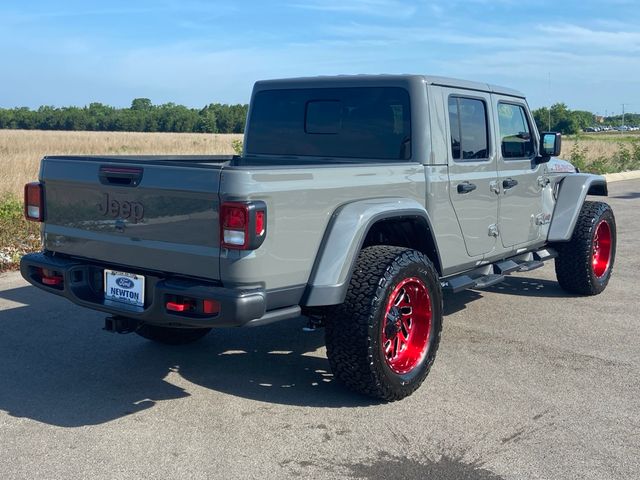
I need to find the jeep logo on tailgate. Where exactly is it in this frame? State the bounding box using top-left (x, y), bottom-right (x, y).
top-left (98, 193), bottom-right (144, 223)
top-left (115, 277), bottom-right (134, 289)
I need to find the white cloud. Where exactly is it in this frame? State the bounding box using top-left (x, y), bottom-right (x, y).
top-left (537, 24), bottom-right (640, 52)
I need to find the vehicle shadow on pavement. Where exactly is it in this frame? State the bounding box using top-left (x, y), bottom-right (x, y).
top-left (0, 286), bottom-right (377, 428)
top-left (443, 275), bottom-right (576, 315)
top-left (613, 192), bottom-right (640, 200)
top-left (443, 289), bottom-right (484, 316)
top-left (483, 276), bottom-right (578, 298)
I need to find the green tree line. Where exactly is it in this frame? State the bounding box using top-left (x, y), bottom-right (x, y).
top-left (532, 103), bottom-right (640, 135)
top-left (0, 98), bottom-right (248, 133)
top-left (1, 98), bottom-right (637, 136)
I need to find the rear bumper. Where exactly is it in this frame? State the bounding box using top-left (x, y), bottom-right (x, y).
top-left (20, 252), bottom-right (299, 328)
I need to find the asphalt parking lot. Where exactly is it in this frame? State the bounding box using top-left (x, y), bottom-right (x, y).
top-left (1, 179), bottom-right (638, 480)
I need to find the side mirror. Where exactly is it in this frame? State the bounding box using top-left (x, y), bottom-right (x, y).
top-left (537, 132), bottom-right (562, 163)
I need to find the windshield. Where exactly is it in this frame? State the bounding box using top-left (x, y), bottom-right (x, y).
top-left (245, 87), bottom-right (411, 161)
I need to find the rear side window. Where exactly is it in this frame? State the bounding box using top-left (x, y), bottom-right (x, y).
top-left (246, 87), bottom-right (411, 160)
top-left (448, 97), bottom-right (489, 161)
top-left (498, 103), bottom-right (535, 159)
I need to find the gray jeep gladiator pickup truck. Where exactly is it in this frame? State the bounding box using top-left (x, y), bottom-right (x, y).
top-left (21, 75), bottom-right (616, 400)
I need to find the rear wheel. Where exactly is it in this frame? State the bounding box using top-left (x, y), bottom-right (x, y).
top-left (325, 246), bottom-right (443, 401)
top-left (136, 324), bottom-right (211, 345)
top-left (555, 201), bottom-right (616, 295)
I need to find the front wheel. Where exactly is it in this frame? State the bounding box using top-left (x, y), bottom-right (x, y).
top-left (136, 324), bottom-right (212, 345)
top-left (325, 246), bottom-right (443, 401)
top-left (554, 201), bottom-right (616, 295)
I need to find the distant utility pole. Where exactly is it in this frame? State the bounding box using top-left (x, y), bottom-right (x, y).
top-left (547, 72), bottom-right (551, 130)
top-left (621, 103), bottom-right (630, 129)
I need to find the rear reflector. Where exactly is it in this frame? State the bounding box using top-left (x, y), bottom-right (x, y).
top-left (166, 298), bottom-right (220, 315)
top-left (37, 268), bottom-right (63, 287)
top-left (203, 299), bottom-right (220, 314)
top-left (24, 182), bottom-right (44, 221)
top-left (42, 276), bottom-right (63, 286)
top-left (166, 301), bottom-right (190, 312)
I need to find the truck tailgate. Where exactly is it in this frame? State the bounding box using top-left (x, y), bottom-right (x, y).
top-left (41, 156), bottom-right (224, 280)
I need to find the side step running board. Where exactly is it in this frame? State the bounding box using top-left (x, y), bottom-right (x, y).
top-left (473, 274), bottom-right (505, 289)
top-left (517, 260), bottom-right (544, 272)
top-left (441, 247), bottom-right (557, 293)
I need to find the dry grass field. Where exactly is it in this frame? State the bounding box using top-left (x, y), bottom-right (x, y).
top-left (559, 132), bottom-right (640, 173)
top-left (0, 129), bottom-right (242, 197)
top-left (2, 129), bottom-right (639, 197)
top-left (560, 138), bottom-right (619, 160)
top-left (560, 132), bottom-right (639, 160)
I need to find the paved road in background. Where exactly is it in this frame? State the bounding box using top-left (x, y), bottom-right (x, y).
top-left (1, 180), bottom-right (639, 480)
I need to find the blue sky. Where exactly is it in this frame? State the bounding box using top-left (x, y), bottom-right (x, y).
top-left (1, 0), bottom-right (638, 114)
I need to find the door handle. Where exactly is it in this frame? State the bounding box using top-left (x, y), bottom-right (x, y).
top-left (457, 182), bottom-right (477, 194)
top-left (502, 178), bottom-right (518, 189)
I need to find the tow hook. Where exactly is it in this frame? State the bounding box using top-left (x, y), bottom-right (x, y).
top-left (104, 316), bottom-right (139, 334)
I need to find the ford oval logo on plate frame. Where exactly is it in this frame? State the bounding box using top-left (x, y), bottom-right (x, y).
top-left (116, 277), bottom-right (134, 289)
top-left (104, 269), bottom-right (145, 308)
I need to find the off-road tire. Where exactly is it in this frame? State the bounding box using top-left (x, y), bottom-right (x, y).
top-left (325, 246), bottom-right (443, 401)
top-left (555, 201), bottom-right (616, 295)
top-left (136, 325), bottom-right (212, 345)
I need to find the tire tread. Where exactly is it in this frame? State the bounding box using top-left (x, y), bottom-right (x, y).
top-left (325, 246), bottom-right (442, 401)
top-left (554, 201), bottom-right (616, 295)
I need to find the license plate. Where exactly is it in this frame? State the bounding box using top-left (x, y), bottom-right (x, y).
top-left (103, 269), bottom-right (145, 308)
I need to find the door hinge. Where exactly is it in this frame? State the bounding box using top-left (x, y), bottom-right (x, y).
top-left (488, 224), bottom-right (499, 237)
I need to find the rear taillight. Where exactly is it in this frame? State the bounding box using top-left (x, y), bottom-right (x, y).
top-left (24, 182), bottom-right (44, 222)
top-left (220, 201), bottom-right (267, 250)
top-left (222, 203), bottom-right (248, 247)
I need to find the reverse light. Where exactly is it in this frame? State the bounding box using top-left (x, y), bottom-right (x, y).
top-left (220, 201), bottom-right (267, 250)
top-left (24, 182), bottom-right (44, 222)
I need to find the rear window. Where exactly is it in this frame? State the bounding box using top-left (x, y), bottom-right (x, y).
top-left (245, 87), bottom-right (411, 160)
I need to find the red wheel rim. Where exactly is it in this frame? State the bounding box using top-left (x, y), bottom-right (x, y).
top-left (592, 220), bottom-right (612, 278)
top-left (381, 277), bottom-right (432, 375)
